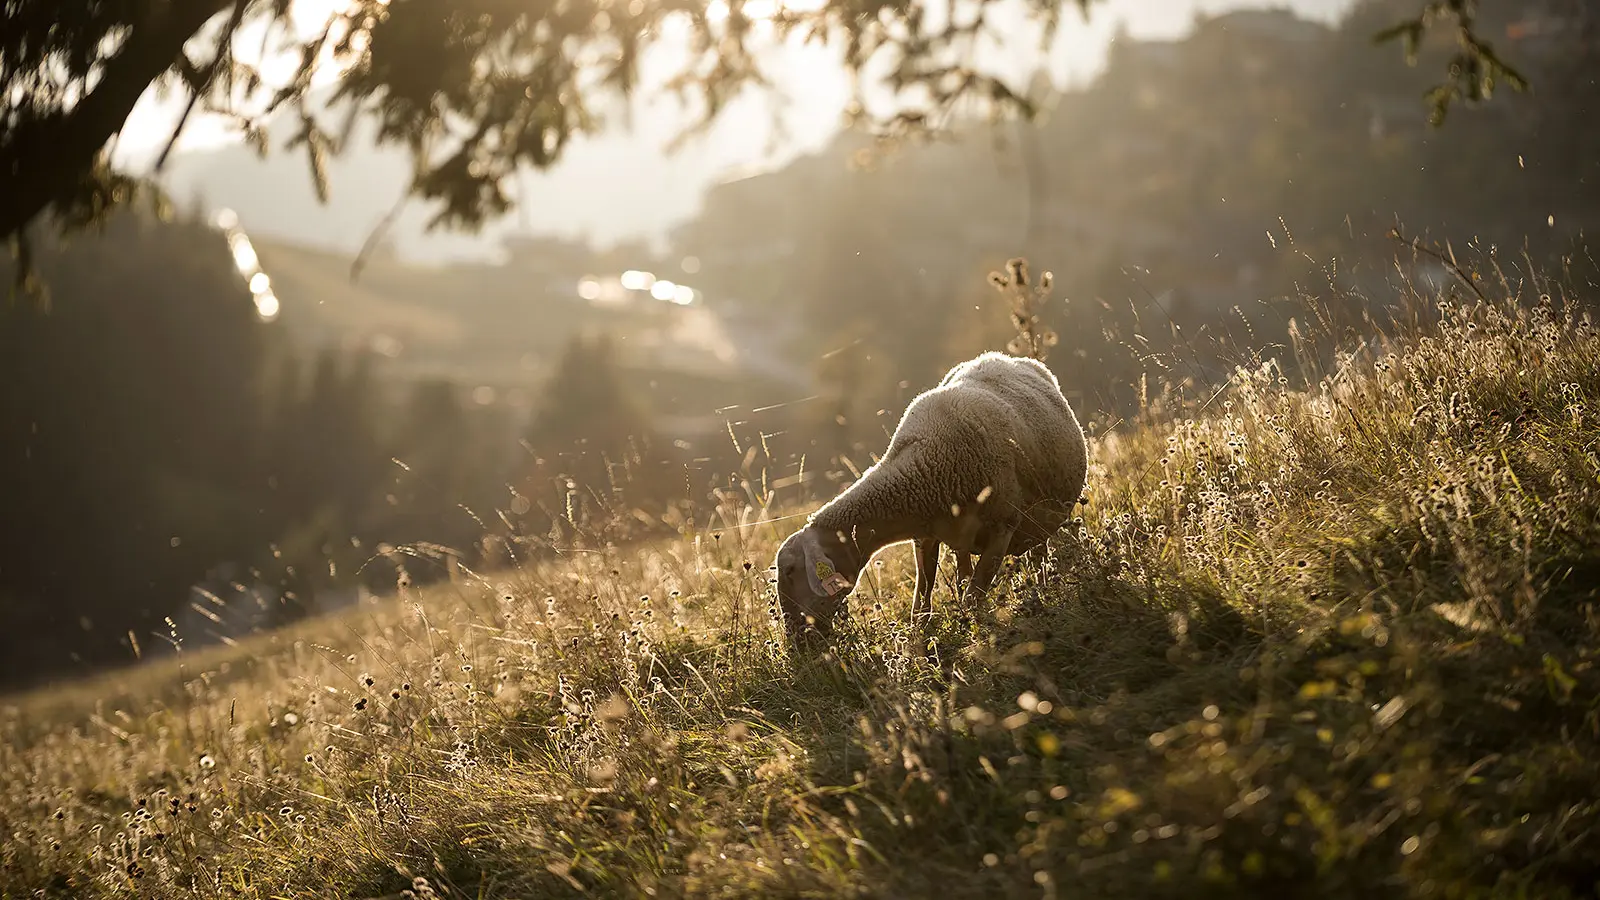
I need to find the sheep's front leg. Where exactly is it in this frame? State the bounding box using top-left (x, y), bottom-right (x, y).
top-left (912, 538), bottom-right (940, 627)
top-left (961, 521), bottom-right (1017, 607)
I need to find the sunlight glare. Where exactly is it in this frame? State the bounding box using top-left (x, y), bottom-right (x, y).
top-left (672, 284), bottom-right (696, 305)
top-left (229, 236), bottom-right (260, 273)
top-left (650, 279), bottom-right (677, 301)
top-left (578, 278), bottom-right (602, 301)
top-left (620, 270), bottom-right (655, 291)
top-left (249, 272), bottom-right (272, 295)
top-left (254, 289), bottom-right (281, 321)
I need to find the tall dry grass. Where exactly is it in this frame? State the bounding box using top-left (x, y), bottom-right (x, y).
top-left (2, 258), bottom-right (1597, 899)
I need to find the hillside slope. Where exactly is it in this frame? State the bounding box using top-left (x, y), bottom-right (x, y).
top-left (3, 281), bottom-right (1598, 899)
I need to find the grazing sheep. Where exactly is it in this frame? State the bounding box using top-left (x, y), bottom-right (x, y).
top-left (773, 351), bottom-right (1088, 641)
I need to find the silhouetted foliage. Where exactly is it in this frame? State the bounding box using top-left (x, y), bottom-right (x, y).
top-left (0, 0), bottom-right (1548, 265)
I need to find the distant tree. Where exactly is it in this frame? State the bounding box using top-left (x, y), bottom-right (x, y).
top-left (0, 0), bottom-right (1536, 264)
top-left (519, 333), bottom-right (671, 540)
top-left (0, 210), bottom-right (549, 689)
top-left (275, 347), bottom-right (387, 522)
top-left (384, 377), bottom-right (516, 568)
top-left (805, 334), bottom-right (903, 485)
top-left (0, 211), bottom-right (273, 684)
top-left (256, 344), bottom-right (393, 602)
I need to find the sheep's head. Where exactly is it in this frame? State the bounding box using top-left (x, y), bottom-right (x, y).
top-left (774, 525), bottom-right (855, 643)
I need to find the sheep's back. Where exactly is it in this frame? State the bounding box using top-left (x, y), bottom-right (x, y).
top-left (829, 353), bottom-right (1087, 554)
top-left (939, 356), bottom-right (1087, 549)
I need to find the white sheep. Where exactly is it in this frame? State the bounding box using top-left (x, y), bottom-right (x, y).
top-left (773, 351), bottom-right (1089, 641)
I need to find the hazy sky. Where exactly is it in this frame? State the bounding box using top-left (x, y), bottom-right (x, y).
top-left (117, 0), bottom-right (1353, 167)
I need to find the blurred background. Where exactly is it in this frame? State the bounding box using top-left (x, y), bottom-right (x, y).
top-left (1, 0), bottom-right (1594, 690)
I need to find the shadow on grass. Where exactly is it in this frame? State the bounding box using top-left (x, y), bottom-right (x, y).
top-left (329, 535), bottom-right (1600, 900)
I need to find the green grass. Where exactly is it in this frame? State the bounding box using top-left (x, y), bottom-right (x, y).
top-left (3, 283), bottom-right (1599, 899)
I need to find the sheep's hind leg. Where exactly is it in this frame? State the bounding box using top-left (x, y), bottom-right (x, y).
top-left (946, 551), bottom-right (976, 631)
top-left (955, 551), bottom-right (974, 587)
top-left (961, 522), bottom-right (1018, 608)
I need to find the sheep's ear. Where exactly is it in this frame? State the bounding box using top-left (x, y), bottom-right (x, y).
top-left (803, 542), bottom-right (852, 597)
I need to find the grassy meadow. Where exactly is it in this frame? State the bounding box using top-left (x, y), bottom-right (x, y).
top-left (3, 270), bottom-right (1599, 899)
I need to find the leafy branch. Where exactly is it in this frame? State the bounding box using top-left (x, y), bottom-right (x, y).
top-left (1374, 0), bottom-right (1530, 126)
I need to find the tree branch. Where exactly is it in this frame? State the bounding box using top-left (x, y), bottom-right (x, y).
top-left (0, 0), bottom-right (231, 241)
top-left (154, 0), bottom-right (250, 173)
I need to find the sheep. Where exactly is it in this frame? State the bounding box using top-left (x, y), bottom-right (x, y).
top-left (773, 350), bottom-right (1088, 643)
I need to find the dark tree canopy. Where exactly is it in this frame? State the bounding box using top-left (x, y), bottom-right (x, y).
top-left (0, 0), bottom-right (1549, 257)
